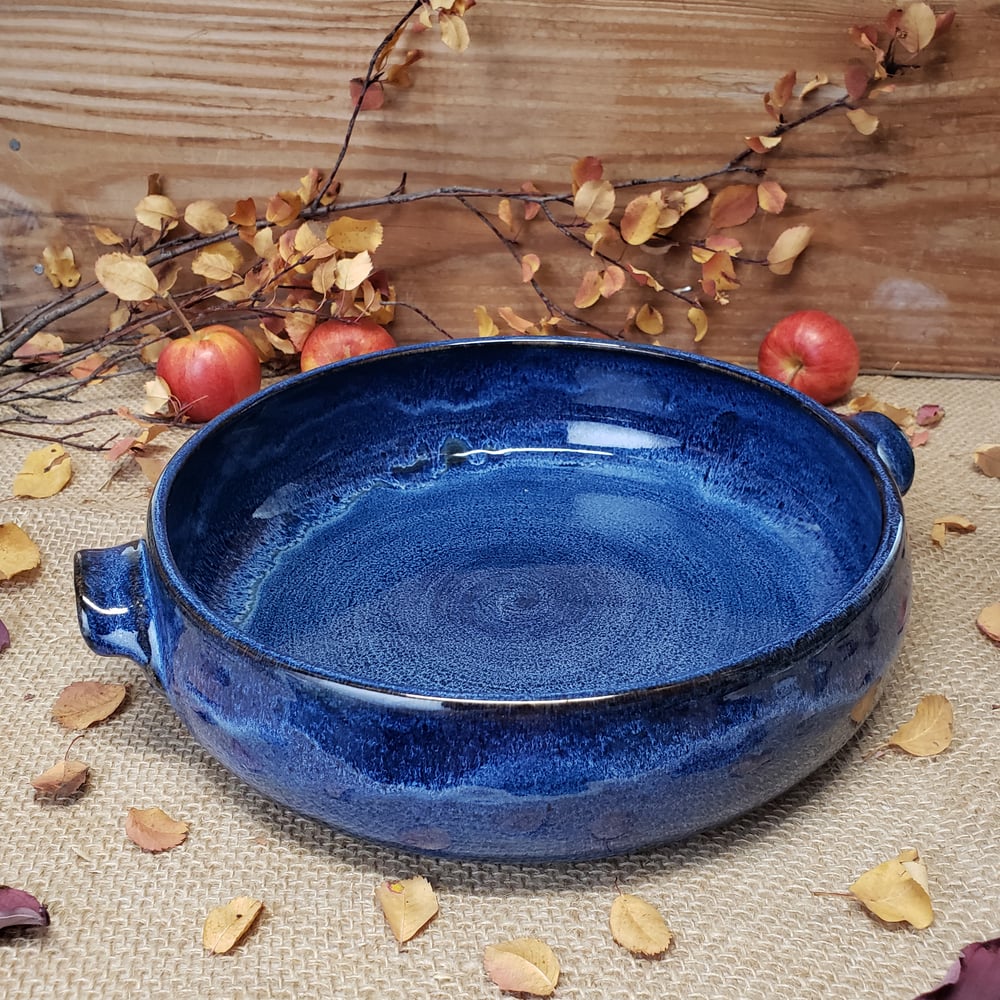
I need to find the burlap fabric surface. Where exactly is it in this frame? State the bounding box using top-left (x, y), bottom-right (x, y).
top-left (1, 372), bottom-right (998, 1000)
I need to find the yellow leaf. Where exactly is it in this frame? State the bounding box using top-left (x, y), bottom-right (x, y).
top-left (609, 893), bottom-right (673, 956)
top-left (474, 305), bottom-right (499, 337)
top-left (202, 897), bottom-right (263, 954)
top-left (851, 682), bottom-right (881, 725)
top-left (635, 304), bottom-right (664, 336)
top-left (757, 180), bottom-right (787, 214)
top-left (573, 179), bottom-right (615, 223)
top-left (325, 217), bottom-right (384, 254)
top-left (41, 244), bottom-right (81, 289)
top-left (973, 444), bottom-right (1000, 478)
top-left (438, 10), bottom-right (470, 51)
top-left (931, 515), bottom-right (976, 547)
top-left (12, 444), bottom-right (72, 499)
top-left (887, 694), bottom-right (953, 757)
top-left (497, 198), bottom-right (514, 233)
top-left (977, 603), bottom-right (1000, 643)
top-left (191, 242), bottom-right (244, 282)
top-left (897, 3), bottom-right (937, 53)
top-left (143, 375), bottom-right (175, 417)
top-left (799, 72), bottom-right (830, 98)
top-left (94, 253), bottom-right (160, 302)
top-left (52, 680), bottom-right (127, 730)
top-left (670, 181), bottom-right (710, 216)
top-left (844, 394), bottom-right (914, 430)
top-left (521, 253), bottom-right (541, 283)
top-left (483, 938), bottom-right (560, 997)
top-left (375, 876), bottom-right (439, 943)
top-left (745, 134), bottom-right (783, 154)
top-left (846, 108), bottom-right (879, 135)
top-left (183, 199), bottom-right (230, 235)
top-left (620, 192), bottom-right (664, 246)
top-left (13, 334), bottom-right (63, 362)
top-left (125, 806), bottom-right (189, 853)
top-left (134, 194), bottom-right (180, 233)
top-left (310, 257), bottom-right (340, 296)
top-left (334, 251), bottom-right (374, 291)
top-left (687, 306), bottom-right (708, 342)
top-left (766, 225), bottom-right (813, 275)
top-left (574, 269), bottom-right (602, 309)
top-left (585, 219), bottom-right (615, 255)
top-left (92, 225), bottom-right (124, 247)
top-left (0, 523), bottom-right (41, 579)
top-left (849, 849), bottom-right (934, 928)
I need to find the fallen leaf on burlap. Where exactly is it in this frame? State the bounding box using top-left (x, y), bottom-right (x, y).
top-left (916, 404), bottom-right (945, 427)
top-left (609, 893), bottom-right (674, 956)
top-left (843, 393), bottom-right (915, 430)
top-left (31, 759), bottom-right (89, 799)
top-left (125, 807), bottom-right (189, 852)
top-left (51, 681), bottom-right (127, 730)
top-left (0, 887), bottom-right (50, 930)
top-left (376, 875), bottom-right (438, 943)
top-left (849, 848), bottom-right (934, 928)
top-left (0, 617), bottom-right (9, 653)
top-left (202, 896), bottom-right (263, 954)
top-left (483, 938), bottom-right (560, 997)
top-left (973, 445), bottom-right (1000, 478)
top-left (143, 376), bottom-right (175, 417)
top-left (931, 515), bottom-right (976, 548)
top-left (0, 523), bottom-right (41, 579)
top-left (977, 603), bottom-right (1000, 643)
top-left (885, 694), bottom-right (953, 757)
top-left (913, 936), bottom-right (1000, 999)
top-left (12, 444), bottom-right (72, 498)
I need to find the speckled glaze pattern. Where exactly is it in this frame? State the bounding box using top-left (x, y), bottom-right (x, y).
top-left (75, 337), bottom-right (912, 861)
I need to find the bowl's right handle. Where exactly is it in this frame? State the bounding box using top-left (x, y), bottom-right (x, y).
top-left (74, 540), bottom-right (160, 670)
top-left (842, 411), bottom-right (915, 495)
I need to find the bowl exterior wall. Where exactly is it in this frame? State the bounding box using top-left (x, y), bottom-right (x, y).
top-left (146, 529), bottom-right (909, 861)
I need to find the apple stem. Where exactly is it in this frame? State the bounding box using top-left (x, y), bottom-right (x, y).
top-left (161, 291), bottom-right (199, 338)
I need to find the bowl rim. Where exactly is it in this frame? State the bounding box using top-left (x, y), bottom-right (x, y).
top-left (147, 335), bottom-right (906, 708)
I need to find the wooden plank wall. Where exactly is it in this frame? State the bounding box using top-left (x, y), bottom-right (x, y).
top-left (1, 0), bottom-right (997, 374)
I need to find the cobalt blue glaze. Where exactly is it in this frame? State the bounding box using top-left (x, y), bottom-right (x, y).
top-left (74, 337), bottom-right (911, 860)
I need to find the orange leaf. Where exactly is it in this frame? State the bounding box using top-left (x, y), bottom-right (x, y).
top-left (620, 192), bottom-right (664, 246)
top-left (571, 155), bottom-right (603, 192)
top-left (709, 185), bottom-right (758, 229)
top-left (51, 681), bottom-right (127, 730)
top-left (31, 759), bottom-right (89, 799)
top-left (574, 269), bottom-right (602, 309)
top-left (978, 603), bottom-right (1000, 642)
top-left (757, 180), bottom-right (787, 214)
top-left (125, 806), bottom-right (189, 852)
top-left (520, 253), bottom-right (541, 283)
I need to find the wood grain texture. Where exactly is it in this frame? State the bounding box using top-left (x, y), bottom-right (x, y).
top-left (1, 0), bottom-right (997, 373)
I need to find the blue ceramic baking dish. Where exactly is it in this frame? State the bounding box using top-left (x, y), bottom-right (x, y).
top-left (75, 337), bottom-right (913, 860)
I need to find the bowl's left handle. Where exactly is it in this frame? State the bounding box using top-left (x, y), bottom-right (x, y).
top-left (74, 540), bottom-right (160, 671)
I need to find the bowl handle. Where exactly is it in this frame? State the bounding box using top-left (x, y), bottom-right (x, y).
top-left (74, 540), bottom-right (159, 669)
top-left (842, 411), bottom-right (915, 495)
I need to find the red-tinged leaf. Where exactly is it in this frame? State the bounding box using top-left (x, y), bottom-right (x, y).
top-left (0, 617), bottom-right (9, 654)
top-left (849, 24), bottom-right (880, 50)
top-left (571, 155), bottom-right (603, 192)
top-left (709, 185), bottom-right (758, 229)
top-left (770, 69), bottom-right (796, 109)
top-left (600, 265), bottom-right (627, 298)
top-left (844, 61), bottom-right (872, 102)
top-left (229, 198), bottom-right (257, 227)
top-left (620, 192), bottom-right (664, 246)
top-left (916, 404), bottom-right (945, 427)
top-left (934, 10), bottom-right (956, 39)
top-left (0, 887), bottom-right (49, 930)
top-left (703, 235), bottom-right (742, 255)
top-left (350, 78), bottom-right (385, 111)
top-left (757, 180), bottom-right (787, 214)
top-left (914, 937), bottom-right (1000, 999)
top-left (521, 181), bottom-right (542, 221)
top-left (623, 263), bottom-right (664, 291)
top-left (31, 759), bottom-right (89, 799)
top-left (484, 939), bottom-right (560, 997)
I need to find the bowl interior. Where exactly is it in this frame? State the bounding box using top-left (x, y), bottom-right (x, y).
top-left (156, 339), bottom-right (889, 700)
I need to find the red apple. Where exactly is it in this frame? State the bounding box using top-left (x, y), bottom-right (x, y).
top-left (757, 309), bottom-right (860, 405)
top-left (156, 324), bottom-right (261, 422)
top-left (299, 318), bottom-right (395, 372)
